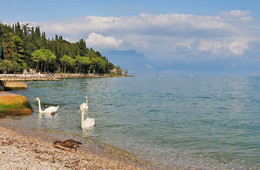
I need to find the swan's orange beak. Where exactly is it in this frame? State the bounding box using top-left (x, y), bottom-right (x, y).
top-left (78, 109), bottom-right (81, 113)
top-left (34, 98), bottom-right (37, 101)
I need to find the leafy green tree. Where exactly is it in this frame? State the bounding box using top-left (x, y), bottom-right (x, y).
top-left (107, 62), bottom-right (115, 73)
top-left (80, 56), bottom-right (91, 73)
top-left (22, 23), bottom-right (30, 37)
top-left (0, 59), bottom-right (14, 73)
top-left (2, 33), bottom-right (14, 59)
top-left (77, 39), bottom-right (87, 56)
top-left (32, 49), bottom-right (56, 72)
top-left (97, 57), bottom-right (106, 74)
top-left (33, 26), bottom-right (42, 48)
top-left (116, 65), bottom-right (122, 75)
top-left (75, 55), bottom-right (82, 73)
top-left (32, 49), bottom-right (43, 72)
top-left (124, 69), bottom-right (128, 76)
top-left (1, 32), bottom-right (25, 72)
top-left (89, 57), bottom-right (98, 73)
top-left (42, 49), bottom-right (56, 72)
top-left (0, 23), bottom-right (4, 58)
top-left (14, 22), bottom-right (23, 37)
top-left (60, 55), bottom-right (75, 73)
top-left (10, 34), bottom-right (24, 61)
top-left (0, 23), bottom-right (117, 75)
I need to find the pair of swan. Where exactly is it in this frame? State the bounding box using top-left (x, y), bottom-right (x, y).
top-left (34, 96), bottom-right (95, 128)
top-left (78, 96), bottom-right (95, 128)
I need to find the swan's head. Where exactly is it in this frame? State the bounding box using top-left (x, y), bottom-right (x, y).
top-left (34, 98), bottom-right (39, 101)
top-left (85, 96), bottom-right (88, 100)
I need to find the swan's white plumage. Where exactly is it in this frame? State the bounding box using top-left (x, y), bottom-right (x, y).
top-left (34, 98), bottom-right (59, 114)
top-left (82, 117), bottom-right (95, 128)
top-left (78, 96), bottom-right (95, 128)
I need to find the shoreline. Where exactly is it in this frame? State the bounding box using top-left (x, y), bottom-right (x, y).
top-left (0, 73), bottom-right (133, 82)
top-left (0, 117), bottom-right (167, 170)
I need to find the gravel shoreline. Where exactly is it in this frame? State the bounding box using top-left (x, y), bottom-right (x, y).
top-left (0, 125), bottom-right (154, 169)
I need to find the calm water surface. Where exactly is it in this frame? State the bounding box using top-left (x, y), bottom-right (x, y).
top-left (8, 76), bottom-right (260, 169)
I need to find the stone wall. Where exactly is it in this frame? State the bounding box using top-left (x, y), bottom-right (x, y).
top-left (0, 74), bottom-right (59, 81)
top-left (54, 73), bottom-right (107, 78)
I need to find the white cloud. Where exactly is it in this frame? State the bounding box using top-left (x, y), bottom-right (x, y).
top-left (85, 32), bottom-right (122, 50)
top-left (145, 64), bottom-right (154, 69)
top-left (198, 38), bottom-right (250, 57)
top-left (220, 10), bottom-right (251, 17)
top-left (228, 39), bottom-right (250, 55)
top-left (30, 10), bottom-right (260, 62)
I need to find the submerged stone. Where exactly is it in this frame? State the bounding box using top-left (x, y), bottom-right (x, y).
top-left (0, 92), bottom-right (32, 116)
top-left (4, 81), bottom-right (27, 90)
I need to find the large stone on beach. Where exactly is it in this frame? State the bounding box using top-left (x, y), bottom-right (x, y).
top-left (4, 81), bottom-right (27, 90)
top-left (0, 92), bottom-right (32, 116)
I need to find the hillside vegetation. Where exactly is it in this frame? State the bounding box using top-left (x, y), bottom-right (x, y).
top-left (0, 22), bottom-right (116, 74)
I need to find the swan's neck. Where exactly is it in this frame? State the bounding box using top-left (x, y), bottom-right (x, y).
top-left (81, 109), bottom-right (85, 128)
top-left (37, 99), bottom-right (42, 113)
top-left (85, 99), bottom-right (88, 108)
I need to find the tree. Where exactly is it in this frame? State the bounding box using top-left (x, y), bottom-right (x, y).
top-left (14, 22), bottom-right (23, 37)
top-left (116, 65), bottom-right (122, 75)
top-left (0, 59), bottom-right (14, 73)
top-left (97, 57), bottom-right (106, 74)
top-left (2, 33), bottom-right (14, 59)
top-left (75, 55), bottom-right (82, 73)
top-left (10, 34), bottom-right (24, 62)
top-left (124, 69), bottom-right (128, 76)
top-left (32, 49), bottom-right (43, 72)
top-left (0, 23), bottom-right (117, 75)
top-left (42, 49), bottom-right (56, 72)
top-left (107, 62), bottom-right (115, 73)
top-left (60, 55), bottom-right (75, 73)
top-left (0, 23), bottom-right (4, 58)
top-left (77, 39), bottom-right (87, 56)
top-left (32, 49), bottom-right (56, 72)
top-left (80, 56), bottom-right (91, 73)
top-left (1, 32), bottom-right (25, 72)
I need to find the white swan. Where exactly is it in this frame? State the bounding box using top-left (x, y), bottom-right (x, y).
top-left (80, 96), bottom-right (89, 110)
top-left (78, 98), bottom-right (95, 128)
top-left (34, 98), bottom-right (59, 115)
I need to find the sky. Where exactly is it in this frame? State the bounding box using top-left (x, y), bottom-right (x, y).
top-left (1, 0), bottom-right (260, 75)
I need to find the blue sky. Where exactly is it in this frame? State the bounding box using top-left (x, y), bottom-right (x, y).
top-left (2, 0), bottom-right (260, 21)
top-left (1, 0), bottom-right (260, 75)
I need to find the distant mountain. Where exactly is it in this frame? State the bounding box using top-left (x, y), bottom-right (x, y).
top-left (104, 50), bottom-right (156, 75)
top-left (104, 49), bottom-right (258, 76)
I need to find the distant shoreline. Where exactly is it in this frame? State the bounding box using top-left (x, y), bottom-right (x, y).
top-left (0, 73), bottom-right (134, 81)
top-left (53, 73), bottom-right (134, 79)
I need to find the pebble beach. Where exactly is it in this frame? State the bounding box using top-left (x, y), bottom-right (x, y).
top-left (0, 127), bottom-right (137, 169)
top-left (0, 122), bottom-right (164, 170)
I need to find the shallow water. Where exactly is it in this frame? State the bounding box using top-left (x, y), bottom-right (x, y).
top-left (6, 76), bottom-right (260, 169)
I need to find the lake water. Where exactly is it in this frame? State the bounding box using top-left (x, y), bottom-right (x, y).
top-left (6, 76), bottom-right (260, 169)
